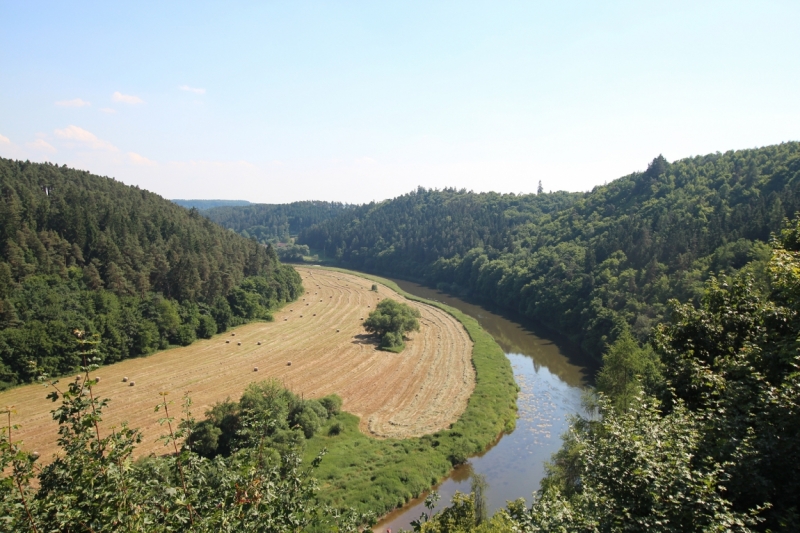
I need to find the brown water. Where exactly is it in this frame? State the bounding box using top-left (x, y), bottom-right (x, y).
top-left (375, 279), bottom-right (598, 532)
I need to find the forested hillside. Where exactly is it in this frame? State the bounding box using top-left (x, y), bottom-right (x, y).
top-left (204, 201), bottom-right (354, 244)
top-left (172, 199), bottom-right (251, 210)
top-left (0, 159), bottom-right (302, 389)
top-left (300, 143), bottom-right (800, 356)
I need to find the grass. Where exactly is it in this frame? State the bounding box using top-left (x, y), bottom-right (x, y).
top-left (303, 267), bottom-right (518, 516)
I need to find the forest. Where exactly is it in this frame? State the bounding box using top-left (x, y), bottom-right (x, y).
top-left (0, 158), bottom-right (303, 389)
top-left (202, 201), bottom-right (354, 244)
top-left (300, 143), bottom-right (800, 356)
top-left (3, 143), bottom-right (800, 531)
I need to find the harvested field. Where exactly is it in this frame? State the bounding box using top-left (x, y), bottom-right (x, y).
top-left (0, 267), bottom-right (475, 459)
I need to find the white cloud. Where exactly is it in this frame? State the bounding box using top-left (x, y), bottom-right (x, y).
top-left (54, 125), bottom-right (118, 151)
top-left (100, 107), bottom-right (117, 114)
top-left (179, 85), bottom-right (206, 95)
top-left (26, 139), bottom-right (56, 152)
top-left (112, 91), bottom-right (144, 104)
top-left (128, 152), bottom-right (156, 166)
top-left (56, 98), bottom-right (91, 107)
top-left (0, 133), bottom-right (10, 144)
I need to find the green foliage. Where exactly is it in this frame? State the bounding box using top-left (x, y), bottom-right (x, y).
top-left (301, 143), bottom-right (800, 356)
top-left (276, 243), bottom-right (310, 262)
top-left (172, 199), bottom-right (251, 210)
top-left (472, 225), bottom-right (800, 531)
top-left (595, 329), bottom-right (663, 412)
top-left (201, 201), bottom-right (354, 244)
top-left (0, 158), bottom-right (304, 388)
top-left (186, 379), bottom-right (339, 458)
top-left (363, 299), bottom-right (421, 352)
top-left (505, 397), bottom-right (759, 532)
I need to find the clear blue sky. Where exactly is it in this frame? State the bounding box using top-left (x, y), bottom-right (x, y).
top-left (1, 1), bottom-right (798, 203)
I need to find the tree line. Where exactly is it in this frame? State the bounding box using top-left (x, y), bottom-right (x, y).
top-left (0, 158), bottom-right (303, 389)
top-left (202, 201), bottom-right (355, 244)
top-left (300, 143), bottom-right (800, 356)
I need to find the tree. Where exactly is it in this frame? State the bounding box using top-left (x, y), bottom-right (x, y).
top-left (595, 329), bottom-right (663, 412)
top-left (537, 180), bottom-right (543, 195)
top-left (363, 299), bottom-right (421, 352)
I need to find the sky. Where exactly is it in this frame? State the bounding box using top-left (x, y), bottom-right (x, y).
top-left (1, 1), bottom-right (799, 204)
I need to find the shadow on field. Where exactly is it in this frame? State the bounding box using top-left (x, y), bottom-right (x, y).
top-left (351, 334), bottom-right (380, 346)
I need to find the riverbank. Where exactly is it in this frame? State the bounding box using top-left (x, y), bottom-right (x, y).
top-left (302, 266), bottom-right (518, 517)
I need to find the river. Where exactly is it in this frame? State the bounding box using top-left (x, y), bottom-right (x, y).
top-left (375, 279), bottom-right (598, 532)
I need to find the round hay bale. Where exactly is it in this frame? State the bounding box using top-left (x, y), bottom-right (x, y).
top-left (257, 341), bottom-right (262, 345)
top-left (237, 342), bottom-right (241, 346)
top-left (129, 381), bottom-right (135, 387)
top-left (300, 315), bottom-right (303, 317)
top-left (31, 451), bottom-right (39, 460)
top-left (122, 376), bottom-right (128, 382)
top-left (253, 367), bottom-right (258, 372)
top-left (287, 361), bottom-right (292, 366)
top-left (336, 329), bottom-right (340, 332)
top-left (313, 313), bottom-right (316, 316)
top-left (226, 340), bottom-right (230, 343)
top-left (95, 376), bottom-right (100, 382)
top-left (284, 318), bottom-right (288, 321)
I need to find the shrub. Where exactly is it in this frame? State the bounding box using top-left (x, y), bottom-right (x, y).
top-left (320, 394), bottom-right (343, 417)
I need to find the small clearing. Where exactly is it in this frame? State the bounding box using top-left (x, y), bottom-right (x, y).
top-left (0, 267), bottom-right (475, 458)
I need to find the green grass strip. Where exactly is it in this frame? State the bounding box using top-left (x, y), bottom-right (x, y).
top-left (302, 266), bottom-right (519, 516)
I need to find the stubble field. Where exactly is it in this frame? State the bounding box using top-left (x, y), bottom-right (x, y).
top-left (0, 267), bottom-right (475, 459)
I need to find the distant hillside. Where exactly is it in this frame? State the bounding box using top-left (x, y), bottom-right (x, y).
top-left (203, 201), bottom-right (355, 244)
top-left (0, 159), bottom-right (302, 389)
top-left (300, 143), bottom-right (800, 356)
top-left (172, 199), bottom-right (251, 210)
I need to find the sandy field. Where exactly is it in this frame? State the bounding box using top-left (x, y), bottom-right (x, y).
top-left (0, 267), bottom-right (475, 459)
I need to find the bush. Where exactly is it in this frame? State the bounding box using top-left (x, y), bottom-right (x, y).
top-left (174, 323), bottom-right (197, 346)
top-left (328, 421), bottom-right (344, 436)
top-left (320, 394), bottom-right (343, 417)
top-left (196, 314), bottom-right (217, 338)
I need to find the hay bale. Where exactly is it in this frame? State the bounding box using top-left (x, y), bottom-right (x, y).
top-left (231, 332), bottom-right (236, 336)
top-left (257, 341), bottom-right (262, 345)
top-left (313, 313), bottom-right (316, 316)
top-left (95, 377), bottom-right (101, 383)
top-left (287, 361), bottom-right (292, 366)
top-left (253, 367), bottom-right (258, 372)
top-left (31, 451), bottom-right (39, 460)
top-left (237, 342), bottom-right (242, 346)
top-left (122, 376), bottom-right (128, 382)
top-left (336, 329), bottom-right (340, 332)
top-left (226, 340), bottom-right (230, 343)
top-left (129, 381), bottom-right (135, 387)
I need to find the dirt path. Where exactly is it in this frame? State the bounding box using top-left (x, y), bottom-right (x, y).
top-left (0, 267), bottom-right (475, 459)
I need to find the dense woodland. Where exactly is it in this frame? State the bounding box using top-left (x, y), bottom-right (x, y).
top-left (172, 199), bottom-right (251, 210)
top-left (0, 158), bottom-right (303, 389)
top-left (300, 143), bottom-right (800, 356)
top-left (203, 201), bottom-right (354, 244)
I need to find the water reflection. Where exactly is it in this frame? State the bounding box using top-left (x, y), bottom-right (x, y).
top-left (375, 280), bottom-right (597, 532)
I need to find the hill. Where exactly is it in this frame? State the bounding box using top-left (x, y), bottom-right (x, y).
top-left (171, 199), bottom-right (252, 209)
top-left (203, 201), bottom-right (355, 244)
top-left (300, 143), bottom-right (800, 356)
top-left (0, 159), bottom-right (302, 389)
